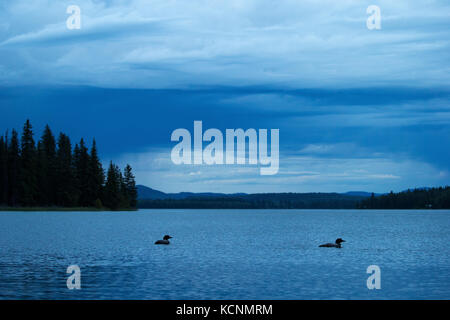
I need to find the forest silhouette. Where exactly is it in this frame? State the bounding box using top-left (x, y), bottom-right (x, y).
top-left (0, 120), bottom-right (137, 210)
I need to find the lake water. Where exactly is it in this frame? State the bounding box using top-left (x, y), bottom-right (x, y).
top-left (0, 209), bottom-right (449, 300)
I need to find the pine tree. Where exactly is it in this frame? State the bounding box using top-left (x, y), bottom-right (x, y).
top-left (74, 138), bottom-right (90, 206)
top-left (7, 130), bottom-right (20, 206)
top-left (37, 125), bottom-right (57, 206)
top-left (0, 135), bottom-right (8, 205)
top-left (55, 133), bottom-right (78, 206)
top-left (20, 120), bottom-right (38, 206)
top-left (103, 161), bottom-right (123, 210)
top-left (123, 164), bottom-right (137, 208)
top-left (36, 140), bottom-right (47, 205)
top-left (88, 139), bottom-right (104, 206)
top-left (119, 170), bottom-right (128, 208)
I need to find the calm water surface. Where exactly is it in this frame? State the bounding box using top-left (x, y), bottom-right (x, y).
top-left (0, 209), bottom-right (449, 299)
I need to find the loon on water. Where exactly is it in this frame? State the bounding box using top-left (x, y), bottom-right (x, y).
top-left (319, 238), bottom-right (346, 248)
top-left (155, 235), bottom-right (172, 245)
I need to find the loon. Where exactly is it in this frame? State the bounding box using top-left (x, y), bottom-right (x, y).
top-left (155, 235), bottom-right (173, 245)
top-left (319, 238), bottom-right (346, 248)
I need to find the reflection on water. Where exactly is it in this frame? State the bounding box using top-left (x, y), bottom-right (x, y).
top-left (0, 209), bottom-right (449, 299)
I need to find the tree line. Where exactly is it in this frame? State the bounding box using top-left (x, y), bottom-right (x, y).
top-left (0, 120), bottom-right (137, 210)
top-left (138, 188), bottom-right (450, 209)
top-left (138, 193), bottom-right (367, 209)
top-left (358, 187), bottom-right (450, 209)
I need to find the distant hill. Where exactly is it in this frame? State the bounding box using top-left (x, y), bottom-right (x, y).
top-left (136, 185), bottom-right (169, 200)
top-left (344, 191), bottom-right (376, 197)
top-left (137, 185), bottom-right (371, 209)
top-left (137, 185), bottom-right (247, 200)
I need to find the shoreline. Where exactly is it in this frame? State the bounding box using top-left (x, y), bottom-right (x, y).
top-left (1, 207), bottom-right (447, 212)
top-left (0, 207), bottom-right (138, 212)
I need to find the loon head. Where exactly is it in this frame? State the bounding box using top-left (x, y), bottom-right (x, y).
top-left (163, 235), bottom-right (173, 240)
top-left (335, 238), bottom-right (345, 244)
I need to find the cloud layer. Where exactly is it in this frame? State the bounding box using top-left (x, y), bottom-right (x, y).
top-left (1, 0), bottom-right (450, 88)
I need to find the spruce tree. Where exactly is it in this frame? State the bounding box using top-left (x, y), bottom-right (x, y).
top-left (36, 140), bottom-right (47, 205)
top-left (119, 170), bottom-right (128, 208)
top-left (7, 130), bottom-right (20, 206)
top-left (20, 120), bottom-right (38, 206)
top-left (55, 133), bottom-right (78, 206)
top-left (37, 125), bottom-right (57, 206)
top-left (74, 138), bottom-right (90, 206)
top-left (103, 161), bottom-right (122, 210)
top-left (123, 164), bottom-right (137, 208)
top-left (0, 135), bottom-right (8, 205)
top-left (88, 139), bottom-right (104, 206)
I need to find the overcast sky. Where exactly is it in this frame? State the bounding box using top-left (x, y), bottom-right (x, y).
top-left (1, 0), bottom-right (449, 193)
